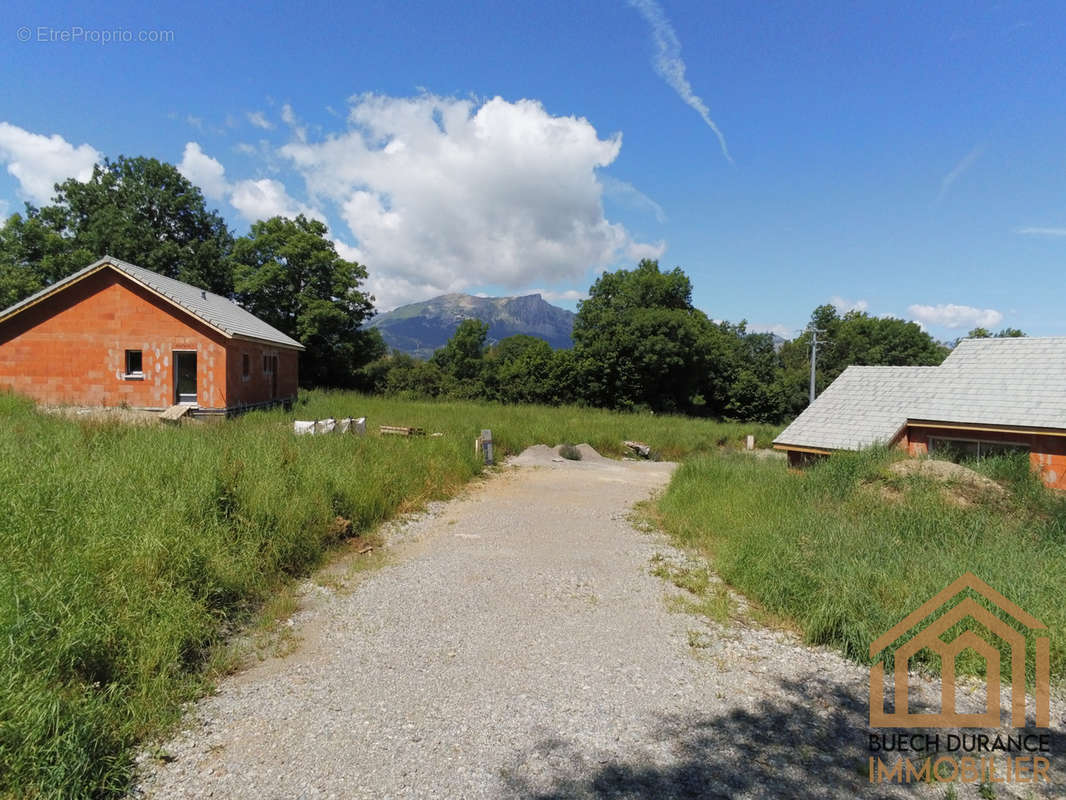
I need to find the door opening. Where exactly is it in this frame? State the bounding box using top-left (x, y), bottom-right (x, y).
top-left (174, 352), bottom-right (197, 405)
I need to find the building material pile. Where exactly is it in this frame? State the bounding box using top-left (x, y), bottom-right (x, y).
top-left (294, 417), bottom-right (366, 436)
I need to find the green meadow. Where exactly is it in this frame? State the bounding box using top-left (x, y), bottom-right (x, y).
top-left (4, 388), bottom-right (1063, 799)
top-left (656, 447), bottom-right (1066, 685)
top-left (0, 390), bottom-right (769, 799)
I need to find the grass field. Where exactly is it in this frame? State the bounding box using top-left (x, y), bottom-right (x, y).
top-left (0, 389), bottom-right (773, 800)
top-left (656, 447), bottom-right (1066, 685)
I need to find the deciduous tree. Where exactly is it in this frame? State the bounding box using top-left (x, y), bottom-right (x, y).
top-left (0, 155), bottom-right (235, 303)
top-left (572, 259), bottom-right (733, 414)
top-left (231, 215), bottom-right (378, 387)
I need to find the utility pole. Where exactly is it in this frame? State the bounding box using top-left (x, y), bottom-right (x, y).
top-left (807, 328), bottom-right (825, 405)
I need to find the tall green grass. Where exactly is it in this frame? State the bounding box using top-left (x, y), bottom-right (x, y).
top-left (657, 448), bottom-right (1066, 683)
top-left (292, 389), bottom-right (782, 460)
top-left (0, 389), bottom-right (769, 799)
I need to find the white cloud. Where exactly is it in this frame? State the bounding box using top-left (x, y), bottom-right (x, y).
top-left (939, 144), bottom-right (983, 200)
top-left (529, 288), bottom-right (586, 303)
top-left (0, 122), bottom-right (101, 205)
top-left (229, 178), bottom-right (324, 224)
top-left (830, 295), bottom-right (869, 314)
top-left (176, 141), bottom-right (324, 225)
top-left (907, 303), bottom-right (1003, 329)
top-left (280, 103), bottom-right (307, 142)
top-left (331, 237), bottom-right (363, 263)
top-left (627, 239), bottom-right (667, 262)
top-left (247, 111), bottom-right (274, 130)
top-left (1014, 226), bottom-right (1066, 237)
top-left (363, 274), bottom-right (446, 313)
top-left (281, 93), bottom-right (659, 308)
top-left (627, 0), bottom-right (733, 164)
top-left (748, 323), bottom-right (792, 339)
top-left (599, 174), bottom-right (666, 222)
top-left (177, 142), bottom-right (229, 201)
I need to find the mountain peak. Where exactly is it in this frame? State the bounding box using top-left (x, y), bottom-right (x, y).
top-left (368, 292), bottom-right (575, 359)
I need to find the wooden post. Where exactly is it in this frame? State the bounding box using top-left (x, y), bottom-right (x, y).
top-left (481, 429), bottom-right (494, 466)
top-left (746, 434), bottom-right (755, 451)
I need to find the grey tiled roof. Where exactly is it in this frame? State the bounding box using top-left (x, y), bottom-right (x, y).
top-left (773, 366), bottom-right (936, 451)
top-left (774, 337), bottom-right (1066, 451)
top-left (0, 256), bottom-right (304, 350)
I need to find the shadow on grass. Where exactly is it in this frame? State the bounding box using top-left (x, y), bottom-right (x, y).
top-left (499, 675), bottom-right (1065, 800)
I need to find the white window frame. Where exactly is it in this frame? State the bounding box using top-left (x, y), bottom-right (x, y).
top-left (123, 349), bottom-right (144, 380)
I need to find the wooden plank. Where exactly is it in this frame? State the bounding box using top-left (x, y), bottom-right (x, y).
top-left (380, 425), bottom-right (425, 436)
top-left (159, 404), bottom-right (192, 423)
top-left (906, 420), bottom-right (1066, 438)
top-left (772, 444), bottom-right (832, 455)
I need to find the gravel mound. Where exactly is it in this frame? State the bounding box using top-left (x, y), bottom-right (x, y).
top-left (509, 443), bottom-right (609, 466)
top-left (508, 444), bottom-right (560, 466)
top-left (573, 443), bottom-right (607, 462)
top-left (889, 458), bottom-right (1006, 496)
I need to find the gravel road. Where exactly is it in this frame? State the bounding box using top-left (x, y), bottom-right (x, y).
top-left (136, 451), bottom-right (1064, 799)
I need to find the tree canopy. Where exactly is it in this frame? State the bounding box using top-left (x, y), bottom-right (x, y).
top-left (0, 156), bottom-right (234, 300)
top-left (778, 304), bottom-right (947, 415)
top-left (962, 326), bottom-right (1026, 342)
top-left (572, 259), bottom-right (734, 414)
top-left (231, 215), bottom-right (380, 387)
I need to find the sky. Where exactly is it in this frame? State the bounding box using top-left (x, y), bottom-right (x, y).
top-left (2, 0), bottom-right (1065, 340)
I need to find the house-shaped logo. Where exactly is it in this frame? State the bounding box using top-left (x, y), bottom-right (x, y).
top-left (870, 573), bottom-right (1050, 728)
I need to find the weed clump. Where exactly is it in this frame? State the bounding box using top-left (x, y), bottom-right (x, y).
top-left (558, 443), bottom-right (582, 460)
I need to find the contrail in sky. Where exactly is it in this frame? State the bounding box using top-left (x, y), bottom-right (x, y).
top-left (627, 0), bottom-right (733, 164)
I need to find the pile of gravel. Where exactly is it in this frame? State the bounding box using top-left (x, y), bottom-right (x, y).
top-left (509, 443), bottom-right (609, 466)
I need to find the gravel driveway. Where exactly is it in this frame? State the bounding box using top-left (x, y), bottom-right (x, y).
top-left (136, 453), bottom-right (1064, 799)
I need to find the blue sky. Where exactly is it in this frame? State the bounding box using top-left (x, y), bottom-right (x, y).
top-left (2, 0), bottom-right (1064, 339)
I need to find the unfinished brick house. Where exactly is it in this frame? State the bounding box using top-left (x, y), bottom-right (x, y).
top-left (773, 337), bottom-right (1066, 490)
top-left (0, 256), bottom-right (303, 414)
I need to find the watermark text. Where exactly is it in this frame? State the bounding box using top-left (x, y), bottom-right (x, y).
top-left (16, 26), bottom-right (175, 44)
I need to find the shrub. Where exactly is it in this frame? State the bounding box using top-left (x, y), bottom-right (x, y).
top-left (559, 443), bottom-right (582, 460)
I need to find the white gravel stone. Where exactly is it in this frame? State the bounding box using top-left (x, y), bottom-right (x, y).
top-left (134, 456), bottom-right (1065, 799)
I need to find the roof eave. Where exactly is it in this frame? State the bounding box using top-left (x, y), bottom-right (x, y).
top-left (0, 261), bottom-right (108, 325)
top-left (231, 333), bottom-right (305, 351)
top-left (905, 419), bottom-right (1066, 438)
top-left (0, 257), bottom-right (301, 350)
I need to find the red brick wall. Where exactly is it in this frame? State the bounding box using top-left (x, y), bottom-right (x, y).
top-left (0, 269), bottom-right (230, 409)
top-left (0, 267), bottom-right (299, 411)
top-left (224, 342), bottom-right (299, 407)
top-left (905, 424), bottom-right (1066, 490)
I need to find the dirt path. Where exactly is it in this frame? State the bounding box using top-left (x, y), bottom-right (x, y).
top-left (137, 455), bottom-right (1062, 799)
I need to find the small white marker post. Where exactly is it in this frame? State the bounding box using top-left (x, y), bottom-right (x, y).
top-left (746, 434), bottom-right (755, 451)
